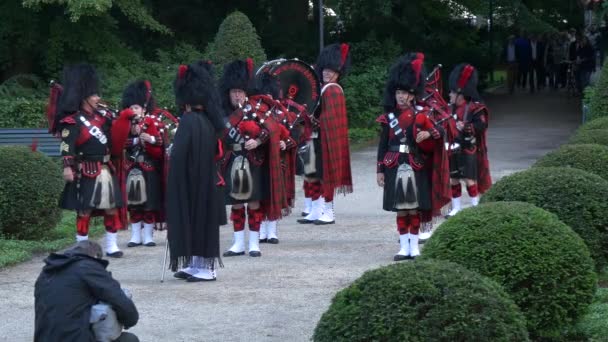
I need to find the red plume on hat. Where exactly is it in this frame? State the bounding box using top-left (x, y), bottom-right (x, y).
top-left (383, 55), bottom-right (427, 110)
top-left (410, 58), bottom-right (423, 88)
top-left (121, 80), bottom-right (156, 111)
top-left (178, 65), bottom-right (188, 80)
top-left (340, 44), bottom-right (350, 69)
top-left (457, 64), bottom-right (475, 91)
top-left (246, 58), bottom-right (254, 80)
top-left (316, 43), bottom-right (352, 78)
top-left (449, 63), bottom-right (480, 100)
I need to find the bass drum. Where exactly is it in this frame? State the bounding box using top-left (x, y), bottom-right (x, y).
top-left (268, 59), bottom-right (321, 115)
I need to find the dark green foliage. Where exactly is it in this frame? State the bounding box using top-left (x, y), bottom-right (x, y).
top-left (422, 202), bottom-right (597, 339)
top-left (0, 98), bottom-right (47, 128)
top-left (204, 11), bottom-right (267, 68)
top-left (343, 65), bottom-right (387, 128)
top-left (586, 59), bottom-right (608, 122)
top-left (348, 127), bottom-right (379, 144)
top-left (568, 129), bottom-right (608, 146)
top-left (534, 144), bottom-right (608, 181)
top-left (313, 260), bottom-right (529, 342)
top-left (578, 116), bottom-right (608, 131)
top-left (482, 167), bottom-right (608, 270)
top-left (342, 37), bottom-right (400, 129)
top-left (563, 288), bottom-right (608, 342)
top-left (0, 146), bottom-right (63, 240)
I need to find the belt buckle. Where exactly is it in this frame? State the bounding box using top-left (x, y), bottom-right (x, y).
top-left (311, 131), bottom-right (319, 139)
top-left (399, 144), bottom-right (407, 153)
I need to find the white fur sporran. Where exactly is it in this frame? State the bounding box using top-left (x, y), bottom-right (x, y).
top-left (394, 163), bottom-right (419, 210)
top-left (90, 166), bottom-right (115, 209)
top-left (126, 168), bottom-right (147, 206)
top-left (230, 155), bottom-right (253, 201)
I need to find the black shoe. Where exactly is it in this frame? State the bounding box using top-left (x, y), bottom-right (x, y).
top-left (249, 251), bottom-right (262, 257)
top-left (259, 238), bottom-right (268, 243)
top-left (127, 242), bottom-right (142, 247)
top-left (223, 250), bottom-right (245, 257)
top-left (186, 276), bottom-right (216, 282)
top-left (393, 254), bottom-right (412, 261)
top-left (267, 238), bottom-right (279, 244)
top-left (106, 251), bottom-right (123, 258)
top-left (144, 242), bottom-right (156, 247)
top-left (297, 218), bottom-right (315, 224)
top-left (314, 219), bottom-right (335, 225)
top-left (301, 212), bottom-right (309, 217)
top-left (173, 271), bottom-right (192, 280)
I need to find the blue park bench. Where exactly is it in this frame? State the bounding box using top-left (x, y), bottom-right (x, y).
top-left (0, 128), bottom-right (60, 157)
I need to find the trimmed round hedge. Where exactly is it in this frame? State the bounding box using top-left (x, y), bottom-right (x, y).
top-left (481, 167), bottom-right (608, 270)
top-left (313, 260), bottom-right (529, 342)
top-left (578, 116), bottom-right (608, 131)
top-left (534, 144), bottom-right (608, 181)
top-left (0, 146), bottom-right (63, 240)
top-left (422, 202), bottom-right (597, 339)
top-left (568, 129), bottom-right (608, 146)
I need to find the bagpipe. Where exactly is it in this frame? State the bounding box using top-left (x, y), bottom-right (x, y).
top-left (417, 64), bottom-right (460, 150)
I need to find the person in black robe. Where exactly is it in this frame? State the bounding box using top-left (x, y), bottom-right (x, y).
top-left (167, 61), bottom-right (226, 282)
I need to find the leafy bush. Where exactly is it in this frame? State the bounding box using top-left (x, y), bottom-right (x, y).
top-left (0, 146), bottom-right (63, 240)
top-left (313, 260), bottom-right (529, 342)
top-left (534, 144), bottom-right (608, 181)
top-left (586, 59), bottom-right (608, 121)
top-left (565, 288), bottom-right (608, 342)
top-left (98, 42), bottom-right (204, 112)
top-left (568, 129), bottom-right (608, 146)
top-left (0, 97), bottom-right (47, 128)
top-left (204, 11), bottom-right (267, 68)
top-left (343, 64), bottom-right (387, 128)
top-left (422, 202), bottom-right (597, 339)
top-left (578, 116), bottom-right (608, 131)
top-left (482, 167), bottom-right (608, 270)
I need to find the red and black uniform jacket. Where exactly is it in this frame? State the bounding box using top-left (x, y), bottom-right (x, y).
top-left (60, 108), bottom-right (133, 223)
top-left (453, 101), bottom-right (492, 193)
top-left (125, 114), bottom-right (165, 172)
top-left (223, 95), bottom-right (288, 220)
top-left (376, 106), bottom-right (451, 222)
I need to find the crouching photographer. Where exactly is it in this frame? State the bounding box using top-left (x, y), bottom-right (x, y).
top-left (34, 241), bottom-right (139, 342)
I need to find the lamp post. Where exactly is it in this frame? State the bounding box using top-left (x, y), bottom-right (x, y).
top-left (489, 0), bottom-right (495, 82)
top-left (319, 0), bottom-right (325, 52)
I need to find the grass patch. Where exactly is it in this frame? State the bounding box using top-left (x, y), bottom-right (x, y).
top-left (0, 212), bottom-right (104, 269)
